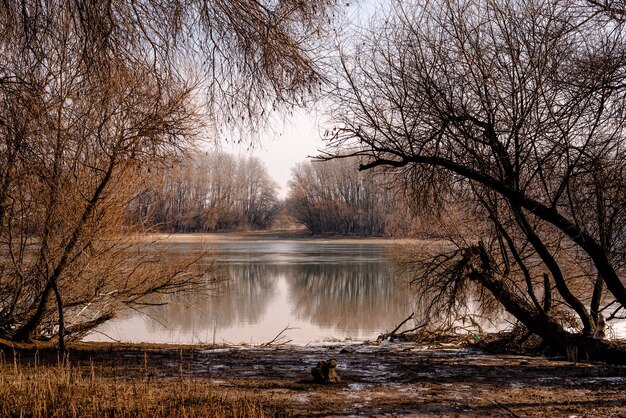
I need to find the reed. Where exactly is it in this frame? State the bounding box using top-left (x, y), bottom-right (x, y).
top-left (0, 352), bottom-right (287, 418)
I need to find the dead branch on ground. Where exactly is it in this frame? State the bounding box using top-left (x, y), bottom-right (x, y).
top-left (259, 325), bottom-right (298, 348)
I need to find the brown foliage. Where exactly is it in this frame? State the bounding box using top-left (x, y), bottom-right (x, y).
top-left (0, 1), bottom-right (334, 349)
top-left (286, 159), bottom-right (420, 236)
top-left (0, 358), bottom-right (285, 417)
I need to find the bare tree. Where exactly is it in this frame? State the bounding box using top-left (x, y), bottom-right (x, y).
top-left (0, 15), bottom-right (210, 351)
top-left (325, 0), bottom-right (626, 361)
top-left (130, 151), bottom-right (280, 231)
top-left (0, 1), bottom-right (334, 350)
top-left (287, 159), bottom-right (418, 235)
top-left (0, 1), bottom-right (334, 128)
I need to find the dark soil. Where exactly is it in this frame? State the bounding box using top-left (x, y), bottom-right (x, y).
top-left (7, 340), bottom-right (626, 417)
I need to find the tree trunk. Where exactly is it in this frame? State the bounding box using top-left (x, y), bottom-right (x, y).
top-left (542, 273), bottom-right (552, 313)
top-left (465, 244), bottom-right (626, 364)
top-left (51, 280), bottom-right (65, 354)
top-left (12, 281), bottom-right (53, 342)
top-left (364, 155), bottom-right (626, 309)
top-left (590, 273), bottom-right (603, 323)
top-left (512, 206), bottom-right (593, 334)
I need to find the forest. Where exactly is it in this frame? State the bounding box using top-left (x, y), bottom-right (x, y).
top-left (128, 151), bottom-right (281, 232)
top-left (128, 151), bottom-right (421, 236)
top-left (3, 0), bottom-right (626, 416)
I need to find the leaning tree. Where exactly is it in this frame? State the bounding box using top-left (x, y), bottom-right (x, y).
top-left (324, 0), bottom-right (626, 361)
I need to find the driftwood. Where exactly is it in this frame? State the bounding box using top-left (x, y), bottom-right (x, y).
top-left (259, 325), bottom-right (296, 347)
top-left (376, 313), bottom-right (427, 343)
top-left (311, 359), bottom-right (341, 383)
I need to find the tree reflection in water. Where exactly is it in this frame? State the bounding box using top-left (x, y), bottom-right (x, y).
top-left (144, 263), bottom-right (277, 331)
top-left (288, 263), bottom-right (410, 333)
top-left (110, 242), bottom-right (414, 343)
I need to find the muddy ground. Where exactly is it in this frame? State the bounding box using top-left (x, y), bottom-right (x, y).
top-left (10, 341), bottom-right (626, 417)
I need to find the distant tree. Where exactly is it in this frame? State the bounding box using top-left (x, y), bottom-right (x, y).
top-left (286, 159), bottom-right (417, 236)
top-left (130, 152), bottom-right (280, 232)
top-left (237, 157), bottom-right (281, 229)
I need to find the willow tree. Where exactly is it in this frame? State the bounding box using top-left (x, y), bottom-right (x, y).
top-left (325, 0), bottom-right (626, 361)
top-left (0, 1), bottom-right (334, 350)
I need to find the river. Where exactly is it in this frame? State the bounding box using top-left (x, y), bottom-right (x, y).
top-left (86, 237), bottom-right (414, 344)
top-left (85, 234), bottom-right (626, 344)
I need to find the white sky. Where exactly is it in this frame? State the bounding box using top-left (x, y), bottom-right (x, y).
top-left (225, 109), bottom-right (327, 199)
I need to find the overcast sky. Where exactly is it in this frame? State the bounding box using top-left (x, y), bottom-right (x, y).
top-left (225, 109), bottom-right (326, 199)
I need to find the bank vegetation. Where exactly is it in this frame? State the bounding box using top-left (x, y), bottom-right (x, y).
top-left (0, 353), bottom-right (285, 418)
top-left (325, 0), bottom-right (626, 362)
top-left (0, 0), bottom-right (335, 350)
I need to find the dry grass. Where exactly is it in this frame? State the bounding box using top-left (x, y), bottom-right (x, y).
top-left (0, 352), bottom-right (287, 418)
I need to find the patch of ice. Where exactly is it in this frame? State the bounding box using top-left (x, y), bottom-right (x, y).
top-left (346, 383), bottom-right (367, 391)
top-left (537, 377), bottom-right (561, 383)
top-left (379, 339), bottom-right (393, 347)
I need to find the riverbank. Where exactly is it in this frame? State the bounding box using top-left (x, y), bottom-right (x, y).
top-left (137, 230), bottom-right (430, 245)
top-left (3, 341), bottom-right (626, 417)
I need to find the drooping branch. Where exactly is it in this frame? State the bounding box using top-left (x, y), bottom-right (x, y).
top-left (358, 153), bottom-right (626, 309)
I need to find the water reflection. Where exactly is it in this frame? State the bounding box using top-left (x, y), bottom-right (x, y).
top-left (146, 264), bottom-right (279, 331)
top-left (288, 263), bottom-right (410, 332)
top-left (88, 241), bottom-right (413, 344)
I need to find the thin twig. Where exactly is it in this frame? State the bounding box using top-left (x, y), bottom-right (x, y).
top-left (397, 323), bottom-right (427, 337)
top-left (89, 330), bottom-right (122, 343)
top-left (259, 325), bottom-right (298, 347)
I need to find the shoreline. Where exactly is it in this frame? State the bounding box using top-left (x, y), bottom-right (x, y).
top-left (4, 339), bottom-right (626, 416)
top-left (134, 230), bottom-right (436, 245)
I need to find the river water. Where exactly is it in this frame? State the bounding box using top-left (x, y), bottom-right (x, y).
top-left (85, 236), bottom-right (626, 344)
top-left (86, 238), bottom-right (415, 345)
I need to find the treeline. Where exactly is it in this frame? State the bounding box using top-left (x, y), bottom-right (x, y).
top-left (286, 159), bottom-right (418, 236)
top-left (127, 154), bottom-right (419, 236)
top-left (129, 152), bottom-right (280, 232)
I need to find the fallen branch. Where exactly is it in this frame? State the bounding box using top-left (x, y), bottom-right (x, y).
top-left (259, 325), bottom-right (298, 348)
top-left (389, 313), bottom-right (415, 336)
top-left (490, 399), bottom-right (521, 418)
top-left (377, 313), bottom-right (427, 342)
top-left (397, 323), bottom-right (428, 337)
